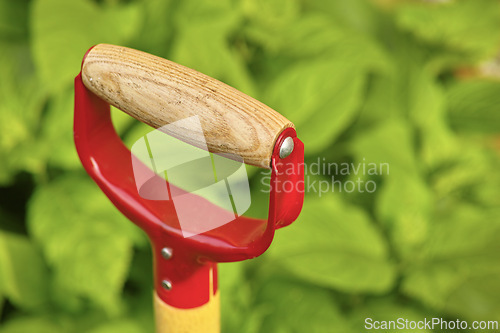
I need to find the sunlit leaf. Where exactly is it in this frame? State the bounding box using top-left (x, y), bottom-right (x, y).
top-left (408, 69), bottom-right (460, 167)
top-left (306, 0), bottom-right (381, 35)
top-left (0, 316), bottom-right (66, 333)
top-left (41, 90), bottom-right (134, 170)
top-left (255, 276), bottom-right (353, 333)
top-left (350, 119), bottom-right (419, 177)
top-left (0, 41), bottom-right (46, 184)
top-left (0, 0), bottom-right (29, 39)
top-left (39, 89), bottom-right (80, 169)
top-left (31, 0), bottom-right (141, 93)
top-left (131, 0), bottom-right (174, 57)
top-left (376, 174), bottom-right (432, 259)
top-left (349, 297), bottom-right (434, 333)
top-left (447, 79), bottom-right (500, 134)
top-left (0, 231), bottom-right (49, 310)
top-left (219, 262), bottom-right (262, 333)
top-left (85, 320), bottom-right (144, 333)
top-left (242, 0), bottom-right (300, 32)
top-left (269, 193), bottom-right (396, 293)
top-left (168, 0), bottom-right (256, 97)
top-left (266, 58), bottom-right (365, 153)
top-left (402, 205), bottom-right (500, 320)
top-left (396, 0), bottom-right (500, 60)
top-left (27, 175), bottom-right (146, 314)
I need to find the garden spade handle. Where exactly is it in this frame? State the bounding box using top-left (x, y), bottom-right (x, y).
top-left (78, 44), bottom-right (302, 333)
top-left (81, 43), bottom-right (293, 168)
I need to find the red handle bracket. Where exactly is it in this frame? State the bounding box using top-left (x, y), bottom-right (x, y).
top-left (74, 72), bottom-right (304, 308)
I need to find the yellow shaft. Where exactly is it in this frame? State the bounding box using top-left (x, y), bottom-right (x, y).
top-left (154, 291), bottom-right (220, 333)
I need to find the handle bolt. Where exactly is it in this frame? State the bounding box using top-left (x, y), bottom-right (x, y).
top-left (279, 137), bottom-right (294, 159)
top-left (161, 247), bottom-right (173, 260)
top-left (161, 280), bottom-right (172, 291)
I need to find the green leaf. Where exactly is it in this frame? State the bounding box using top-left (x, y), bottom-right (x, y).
top-left (175, 0), bottom-right (241, 33)
top-left (40, 90), bottom-right (134, 171)
top-left (219, 262), bottom-right (262, 333)
top-left (249, 14), bottom-right (344, 58)
top-left (39, 89), bottom-right (80, 169)
top-left (0, 316), bottom-right (67, 333)
top-left (255, 276), bottom-right (353, 333)
top-left (444, 274), bottom-right (500, 321)
top-left (266, 58), bottom-right (365, 153)
top-left (110, 106), bottom-right (137, 137)
top-left (470, 151), bottom-right (500, 209)
top-left (242, 0), bottom-right (299, 32)
top-left (269, 193), bottom-right (396, 293)
top-left (27, 174), bottom-right (147, 314)
top-left (0, 41), bottom-right (47, 184)
top-left (0, 231), bottom-right (49, 310)
top-left (170, 0), bottom-right (256, 96)
top-left (241, 0), bottom-right (300, 54)
top-left (370, 72), bottom-right (440, 259)
top-left (121, 248), bottom-right (154, 333)
top-left (261, 18), bottom-right (389, 154)
top-left (245, 5), bottom-right (389, 71)
top-left (355, 33), bottom-right (427, 129)
top-left (306, 0), bottom-right (381, 35)
top-left (85, 320), bottom-right (143, 333)
top-left (402, 205), bottom-right (500, 320)
top-left (131, 0), bottom-right (174, 57)
top-left (357, 74), bottom-right (401, 127)
top-left (446, 79), bottom-right (500, 134)
top-left (376, 174), bottom-right (432, 259)
top-left (31, 0), bottom-right (142, 93)
top-left (430, 144), bottom-right (493, 205)
top-left (350, 119), bottom-right (419, 177)
top-left (408, 69), bottom-right (460, 167)
top-left (0, 0), bottom-right (29, 39)
top-left (349, 297), bottom-right (434, 333)
top-left (396, 0), bottom-right (500, 61)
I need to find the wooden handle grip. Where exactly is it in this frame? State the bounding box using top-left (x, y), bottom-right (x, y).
top-left (81, 44), bottom-right (293, 168)
top-left (154, 291), bottom-right (220, 333)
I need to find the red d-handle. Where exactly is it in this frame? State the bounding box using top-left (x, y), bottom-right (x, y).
top-left (74, 73), bottom-right (304, 311)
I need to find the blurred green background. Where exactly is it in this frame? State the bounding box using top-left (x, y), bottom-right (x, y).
top-left (1, 0), bottom-right (500, 332)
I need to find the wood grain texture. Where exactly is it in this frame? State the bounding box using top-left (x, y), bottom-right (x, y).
top-left (154, 292), bottom-right (219, 333)
top-left (81, 44), bottom-right (293, 168)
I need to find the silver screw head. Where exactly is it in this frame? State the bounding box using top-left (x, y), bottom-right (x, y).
top-left (161, 280), bottom-right (172, 290)
top-left (161, 247), bottom-right (173, 260)
top-left (279, 137), bottom-right (294, 159)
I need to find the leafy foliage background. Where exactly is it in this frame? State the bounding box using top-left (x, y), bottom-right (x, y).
top-left (1, 0), bottom-right (500, 332)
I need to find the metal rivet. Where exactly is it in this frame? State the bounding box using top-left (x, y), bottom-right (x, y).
top-left (161, 247), bottom-right (173, 260)
top-left (279, 137), bottom-right (294, 159)
top-left (161, 280), bottom-right (172, 291)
